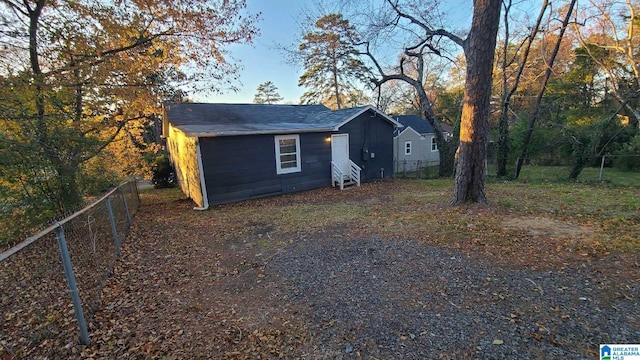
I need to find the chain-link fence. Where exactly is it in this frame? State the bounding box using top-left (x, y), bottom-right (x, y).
top-left (394, 155), bottom-right (640, 183)
top-left (0, 181), bottom-right (139, 357)
top-left (393, 160), bottom-right (440, 179)
top-left (490, 154), bottom-right (640, 181)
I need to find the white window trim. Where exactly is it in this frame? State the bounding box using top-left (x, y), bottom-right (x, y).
top-left (431, 137), bottom-right (438, 152)
top-left (275, 134), bottom-right (301, 174)
top-left (404, 140), bottom-right (412, 155)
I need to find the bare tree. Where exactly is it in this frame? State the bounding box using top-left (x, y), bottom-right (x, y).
top-left (360, 3), bottom-right (463, 177)
top-left (358, 0), bottom-right (501, 203)
top-left (514, 0), bottom-right (578, 179)
top-left (496, 0), bottom-right (550, 177)
top-left (572, 0), bottom-right (640, 128)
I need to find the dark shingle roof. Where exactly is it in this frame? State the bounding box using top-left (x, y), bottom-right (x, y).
top-left (393, 115), bottom-right (435, 134)
top-left (165, 103), bottom-right (399, 137)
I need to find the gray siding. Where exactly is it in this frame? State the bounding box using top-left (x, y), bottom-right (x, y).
top-left (393, 128), bottom-right (440, 172)
top-left (338, 112), bottom-right (395, 180)
top-left (199, 132), bottom-right (332, 205)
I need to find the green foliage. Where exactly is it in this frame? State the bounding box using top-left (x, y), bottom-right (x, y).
top-left (509, 119), bottom-right (569, 166)
top-left (614, 133), bottom-right (640, 171)
top-left (151, 153), bottom-right (176, 189)
top-left (298, 13), bottom-right (370, 109)
top-left (253, 81), bottom-right (283, 104)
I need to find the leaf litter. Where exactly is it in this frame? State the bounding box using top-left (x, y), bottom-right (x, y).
top-left (4, 180), bottom-right (638, 359)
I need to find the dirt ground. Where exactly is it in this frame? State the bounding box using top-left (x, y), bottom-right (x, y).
top-left (69, 181), bottom-right (639, 359)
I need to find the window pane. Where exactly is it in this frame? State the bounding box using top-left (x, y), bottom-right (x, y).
top-left (280, 144), bottom-right (297, 154)
top-left (281, 154), bottom-right (297, 163)
top-left (279, 138), bottom-right (297, 154)
top-left (279, 139), bottom-right (295, 146)
top-left (275, 135), bottom-right (301, 174)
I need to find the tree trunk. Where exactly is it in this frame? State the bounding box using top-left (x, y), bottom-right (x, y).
top-left (332, 56), bottom-right (342, 109)
top-left (451, 0), bottom-right (502, 205)
top-left (514, 0), bottom-right (577, 179)
top-left (54, 162), bottom-right (83, 212)
top-left (28, 0), bottom-right (84, 212)
top-left (496, 0), bottom-right (548, 177)
top-left (415, 86), bottom-right (456, 177)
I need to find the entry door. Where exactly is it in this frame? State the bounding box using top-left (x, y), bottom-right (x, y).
top-left (331, 134), bottom-right (350, 175)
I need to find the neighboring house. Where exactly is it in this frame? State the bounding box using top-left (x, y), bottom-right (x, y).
top-left (393, 115), bottom-right (440, 172)
top-left (438, 122), bottom-right (454, 140)
top-left (163, 103), bottom-right (400, 208)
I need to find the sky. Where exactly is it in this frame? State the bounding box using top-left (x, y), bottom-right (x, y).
top-left (195, 0), bottom-right (314, 104)
top-left (193, 0), bottom-right (500, 105)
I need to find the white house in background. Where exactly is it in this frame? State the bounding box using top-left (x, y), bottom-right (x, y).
top-left (393, 115), bottom-right (440, 172)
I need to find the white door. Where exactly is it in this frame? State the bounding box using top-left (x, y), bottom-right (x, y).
top-left (331, 134), bottom-right (349, 175)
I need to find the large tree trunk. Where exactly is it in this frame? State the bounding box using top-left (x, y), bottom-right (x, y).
top-left (451, 0), bottom-right (501, 205)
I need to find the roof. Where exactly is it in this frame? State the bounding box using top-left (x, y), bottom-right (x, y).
top-left (438, 122), bottom-right (454, 134)
top-left (164, 103), bottom-right (400, 137)
top-left (393, 115), bottom-right (435, 134)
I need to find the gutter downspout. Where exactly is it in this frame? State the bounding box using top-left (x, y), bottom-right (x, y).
top-left (194, 137), bottom-right (210, 210)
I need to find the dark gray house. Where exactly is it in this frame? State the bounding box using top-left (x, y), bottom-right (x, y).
top-left (162, 103), bottom-right (400, 208)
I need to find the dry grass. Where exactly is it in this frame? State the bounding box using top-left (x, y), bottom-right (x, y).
top-left (8, 177), bottom-right (638, 358)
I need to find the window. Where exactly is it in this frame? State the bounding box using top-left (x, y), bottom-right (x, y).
top-left (275, 134), bottom-right (301, 174)
top-left (404, 141), bottom-right (412, 155)
top-left (431, 137), bottom-right (438, 151)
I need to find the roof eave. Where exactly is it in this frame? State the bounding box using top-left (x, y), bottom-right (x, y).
top-left (333, 105), bottom-right (402, 130)
top-left (182, 127), bottom-right (336, 137)
top-left (396, 126), bottom-right (423, 138)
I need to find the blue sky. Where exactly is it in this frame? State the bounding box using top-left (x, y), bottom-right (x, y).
top-left (195, 0), bottom-right (313, 104)
top-left (196, 0), bottom-right (540, 105)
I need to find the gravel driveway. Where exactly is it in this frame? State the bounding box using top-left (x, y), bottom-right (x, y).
top-left (62, 182), bottom-right (639, 359)
top-left (268, 235), bottom-right (639, 359)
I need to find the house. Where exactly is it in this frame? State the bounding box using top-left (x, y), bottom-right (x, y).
top-left (162, 103), bottom-right (400, 208)
top-left (438, 122), bottom-right (454, 140)
top-left (393, 115), bottom-right (440, 172)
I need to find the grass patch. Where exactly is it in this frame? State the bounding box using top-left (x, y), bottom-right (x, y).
top-left (490, 164), bottom-right (640, 188)
top-left (144, 170), bottom-right (639, 255)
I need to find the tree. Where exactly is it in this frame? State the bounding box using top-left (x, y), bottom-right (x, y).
top-left (573, 0), bottom-right (640, 128)
top-left (361, 4), bottom-right (462, 178)
top-left (495, 0), bottom-right (549, 177)
top-left (0, 0), bottom-right (257, 241)
top-left (514, 0), bottom-right (578, 179)
top-left (450, 0), bottom-right (502, 204)
top-left (253, 81), bottom-right (283, 104)
top-left (359, 0), bottom-right (501, 202)
top-left (298, 13), bottom-right (370, 109)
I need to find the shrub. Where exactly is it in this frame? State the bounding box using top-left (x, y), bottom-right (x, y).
top-left (614, 134), bottom-right (640, 171)
top-left (151, 153), bottom-right (176, 188)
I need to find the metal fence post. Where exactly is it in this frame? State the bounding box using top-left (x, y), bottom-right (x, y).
top-left (120, 186), bottom-right (131, 226)
top-left (131, 180), bottom-right (140, 208)
top-left (54, 224), bottom-right (90, 345)
top-left (106, 198), bottom-right (121, 256)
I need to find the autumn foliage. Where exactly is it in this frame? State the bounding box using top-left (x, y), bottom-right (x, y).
top-left (0, 0), bottom-right (258, 246)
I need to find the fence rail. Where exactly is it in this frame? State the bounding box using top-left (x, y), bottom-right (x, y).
top-left (394, 160), bottom-right (440, 179)
top-left (0, 181), bottom-right (139, 357)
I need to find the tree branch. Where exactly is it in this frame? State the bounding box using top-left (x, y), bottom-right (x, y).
top-left (386, 0), bottom-right (466, 48)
